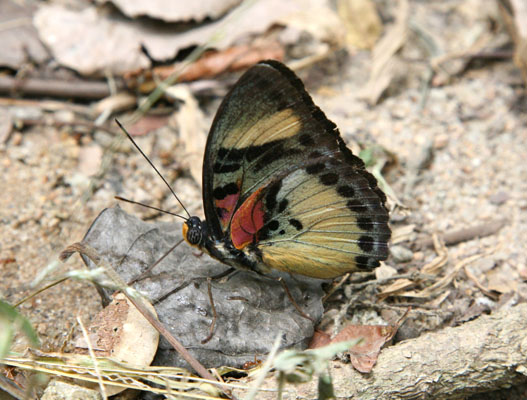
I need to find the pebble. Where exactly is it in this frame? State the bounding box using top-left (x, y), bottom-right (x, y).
top-left (390, 245), bottom-right (414, 263)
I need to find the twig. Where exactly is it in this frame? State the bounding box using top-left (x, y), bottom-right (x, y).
top-left (0, 75), bottom-right (117, 99)
top-left (415, 218), bottom-right (507, 249)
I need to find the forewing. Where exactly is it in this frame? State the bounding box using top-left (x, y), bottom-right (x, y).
top-left (203, 60), bottom-right (359, 238)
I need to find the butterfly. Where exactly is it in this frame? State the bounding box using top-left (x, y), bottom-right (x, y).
top-left (182, 60), bottom-right (390, 279)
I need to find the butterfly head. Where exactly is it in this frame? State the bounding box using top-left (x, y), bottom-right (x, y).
top-left (183, 216), bottom-right (205, 247)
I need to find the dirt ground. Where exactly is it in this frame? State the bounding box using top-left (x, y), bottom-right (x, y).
top-left (1, 0), bottom-right (527, 399)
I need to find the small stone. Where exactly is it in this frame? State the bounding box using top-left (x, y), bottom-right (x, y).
top-left (390, 245), bottom-right (413, 263)
top-left (489, 191), bottom-right (509, 205)
top-left (41, 380), bottom-right (101, 400)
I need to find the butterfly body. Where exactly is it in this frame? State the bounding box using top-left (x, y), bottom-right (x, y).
top-left (183, 60), bottom-right (390, 279)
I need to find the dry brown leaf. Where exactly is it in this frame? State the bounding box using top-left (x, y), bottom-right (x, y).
top-left (34, 1), bottom-right (305, 76)
top-left (390, 224), bottom-right (416, 244)
top-left (374, 263), bottom-right (397, 280)
top-left (421, 234), bottom-right (448, 275)
top-left (74, 293), bottom-right (159, 396)
top-left (277, 2), bottom-right (346, 48)
top-left (168, 85), bottom-right (207, 186)
top-left (337, 0), bottom-right (382, 50)
top-left (0, 0), bottom-right (48, 69)
top-left (333, 324), bottom-right (398, 373)
top-left (126, 42), bottom-right (285, 92)
top-left (499, 0), bottom-right (527, 86)
top-left (359, 0), bottom-right (408, 104)
top-left (98, 0), bottom-right (242, 22)
top-left (308, 330), bottom-right (332, 349)
top-left (486, 269), bottom-right (518, 294)
top-left (378, 278), bottom-right (415, 299)
top-left (126, 114), bottom-right (170, 137)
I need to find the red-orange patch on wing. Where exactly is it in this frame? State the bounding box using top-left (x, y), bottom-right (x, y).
top-left (215, 193), bottom-right (239, 228)
top-left (230, 188), bottom-right (265, 250)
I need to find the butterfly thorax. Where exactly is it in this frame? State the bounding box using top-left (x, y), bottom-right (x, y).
top-left (183, 217), bottom-right (270, 275)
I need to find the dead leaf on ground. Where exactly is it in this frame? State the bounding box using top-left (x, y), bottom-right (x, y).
top-left (74, 293), bottom-right (159, 396)
top-left (167, 85), bottom-right (207, 186)
top-left (486, 268), bottom-right (518, 294)
top-left (378, 278), bottom-right (415, 299)
top-left (499, 0), bottom-right (527, 86)
top-left (126, 114), bottom-right (170, 137)
top-left (126, 42), bottom-right (285, 93)
top-left (337, 0), bottom-right (382, 50)
top-left (34, 1), bottom-right (309, 77)
top-left (359, 0), bottom-right (409, 104)
top-left (0, 0), bottom-right (49, 69)
top-left (98, 0), bottom-right (242, 22)
top-left (308, 330), bottom-right (332, 349)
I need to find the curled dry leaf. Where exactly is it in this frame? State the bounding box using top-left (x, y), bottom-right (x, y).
top-left (359, 0), bottom-right (409, 105)
top-left (34, 1), bottom-right (305, 76)
top-left (74, 293), bottom-right (159, 396)
top-left (0, 0), bottom-right (48, 69)
top-left (333, 324), bottom-right (398, 373)
top-left (125, 42), bottom-right (285, 92)
top-left (98, 0), bottom-right (242, 23)
top-left (337, 0), bottom-right (382, 50)
top-left (167, 85), bottom-right (208, 186)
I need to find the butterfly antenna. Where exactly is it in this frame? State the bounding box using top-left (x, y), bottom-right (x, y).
top-left (115, 119), bottom-right (191, 219)
top-left (114, 196), bottom-right (187, 220)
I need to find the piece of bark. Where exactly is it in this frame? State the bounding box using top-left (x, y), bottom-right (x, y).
top-left (234, 303), bottom-right (527, 399)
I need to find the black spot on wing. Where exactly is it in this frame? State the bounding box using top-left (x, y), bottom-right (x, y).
top-left (212, 182), bottom-right (239, 200)
top-left (320, 172), bottom-right (338, 186)
top-left (306, 163), bottom-right (325, 175)
top-left (265, 181), bottom-right (281, 211)
top-left (289, 218), bottom-right (303, 230)
top-left (299, 133), bottom-right (315, 147)
top-left (355, 255), bottom-right (376, 270)
top-left (278, 199), bottom-right (288, 213)
top-left (357, 217), bottom-right (373, 231)
top-left (358, 235), bottom-right (374, 252)
top-left (337, 185), bottom-right (355, 198)
top-left (268, 220), bottom-right (279, 230)
top-left (347, 199), bottom-right (367, 213)
top-left (213, 162), bottom-right (241, 174)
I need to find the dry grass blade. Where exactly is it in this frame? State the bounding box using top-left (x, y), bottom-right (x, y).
top-left (1, 352), bottom-right (231, 399)
top-left (399, 246), bottom-right (498, 299)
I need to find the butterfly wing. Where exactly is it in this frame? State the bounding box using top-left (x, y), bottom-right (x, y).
top-left (202, 60), bottom-right (390, 278)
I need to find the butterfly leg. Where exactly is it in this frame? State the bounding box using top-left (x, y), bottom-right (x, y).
top-left (277, 277), bottom-right (315, 323)
top-left (201, 277), bottom-right (217, 344)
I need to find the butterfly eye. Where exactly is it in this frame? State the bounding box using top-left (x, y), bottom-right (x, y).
top-left (185, 216), bottom-right (203, 246)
